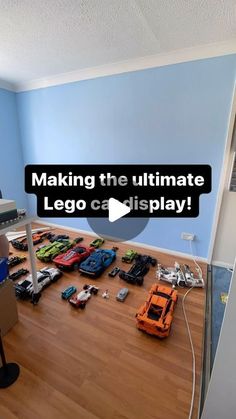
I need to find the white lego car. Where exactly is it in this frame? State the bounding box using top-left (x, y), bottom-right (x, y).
top-left (15, 267), bottom-right (62, 300)
top-left (156, 262), bottom-right (204, 288)
top-left (69, 284), bottom-right (99, 308)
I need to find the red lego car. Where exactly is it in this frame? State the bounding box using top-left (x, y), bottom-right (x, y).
top-left (53, 245), bottom-right (94, 270)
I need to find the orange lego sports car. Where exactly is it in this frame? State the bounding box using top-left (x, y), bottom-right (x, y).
top-left (135, 284), bottom-right (178, 338)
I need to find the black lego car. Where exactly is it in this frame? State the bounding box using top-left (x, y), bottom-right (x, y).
top-left (119, 254), bottom-right (157, 286)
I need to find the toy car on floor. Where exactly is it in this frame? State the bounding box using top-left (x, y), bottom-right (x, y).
top-left (11, 231), bottom-right (50, 251)
top-left (69, 284), bottom-right (99, 308)
top-left (116, 287), bottom-right (129, 302)
top-left (136, 284), bottom-right (178, 338)
top-left (47, 233), bottom-right (82, 243)
top-left (46, 233), bottom-right (69, 242)
top-left (122, 249), bottom-right (137, 263)
top-left (119, 254), bottom-right (157, 286)
top-left (79, 248), bottom-right (117, 278)
top-left (108, 266), bottom-right (120, 277)
top-left (182, 264), bottom-right (204, 287)
top-left (9, 268), bottom-right (29, 281)
top-left (36, 240), bottom-right (75, 262)
top-left (7, 255), bottom-right (26, 268)
top-left (11, 239), bottom-right (28, 251)
top-left (53, 245), bottom-right (94, 270)
top-left (15, 267), bottom-right (62, 301)
top-left (61, 286), bottom-right (77, 300)
top-left (90, 238), bottom-right (104, 248)
top-left (156, 262), bottom-right (204, 288)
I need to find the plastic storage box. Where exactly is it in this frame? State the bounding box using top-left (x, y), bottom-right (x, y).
top-left (0, 257), bottom-right (8, 283)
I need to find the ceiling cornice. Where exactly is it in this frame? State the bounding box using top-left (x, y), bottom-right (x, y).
top-left (1, 39), bottom-right (236, 93)
top-left (0, 79), bottom-right (16, 92)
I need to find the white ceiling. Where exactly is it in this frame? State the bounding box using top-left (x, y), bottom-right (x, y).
top-left (0, 0), bottom-right (236, 90)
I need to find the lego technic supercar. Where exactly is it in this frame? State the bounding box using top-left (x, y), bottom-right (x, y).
top-left (136, 284), bottom-right (178, 338)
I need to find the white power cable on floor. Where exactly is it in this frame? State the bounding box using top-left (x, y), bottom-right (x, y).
top-left (182, 286), bottom-right (196, 419)
top-left (184, 239), bottom-right (201, 419)
top-left (189, 240), bottom-right (204, 286)
top-left (157, 240), bottom-right (202, 417)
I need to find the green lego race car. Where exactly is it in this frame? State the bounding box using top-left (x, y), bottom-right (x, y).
top-left (122, 249), bottom-right (138, 263)
top-left (90, 238), bottom-right (105, 248)
top-left (36, 240), bottom-right (74, 262)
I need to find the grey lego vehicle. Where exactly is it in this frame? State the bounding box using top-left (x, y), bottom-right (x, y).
top-left (116, 287), bottom-right (129, 302)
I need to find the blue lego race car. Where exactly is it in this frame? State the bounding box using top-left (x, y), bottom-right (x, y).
top-left (79, 248), bottom-right (117, 278)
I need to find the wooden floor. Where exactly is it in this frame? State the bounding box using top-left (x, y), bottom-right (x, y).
top-left (0, 223), bottom-right (207, 419)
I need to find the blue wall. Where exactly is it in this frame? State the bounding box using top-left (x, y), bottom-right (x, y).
top-left (0, 88), bottom-right (27, 208)
top-left (16, 55), bottom-right (236, 258)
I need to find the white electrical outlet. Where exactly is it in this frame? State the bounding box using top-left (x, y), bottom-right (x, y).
top-left (181, 232), bottom-right (195, 241)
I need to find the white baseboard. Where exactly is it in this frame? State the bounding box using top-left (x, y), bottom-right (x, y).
top-left (36, 219), bottom-right (207, 264)
top-left (211, 260), bottom-right (234, 269)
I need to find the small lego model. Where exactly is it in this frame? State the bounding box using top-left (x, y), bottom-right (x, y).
top-left (61, 286), bottom-right (77, 300)
top-left (102, 289), bottom-right (109, 299)
top-left (108, 266), bottom-right (120, 277)
top-left (116, 288), bottom-right (129, 302)
top-left (7, 256), bottom-right (26, 268)
top-left (53, 245), bottom-right (94, 270)
top-left (69, 284), bottom-right (99, 308)
top-left (119, 254), bottom-right (157, 286)
top-left (47, 233), bottom-right (70, 242)
top-left (31, 231), bottom-right (50, 244)
top-left (156, 264), bottom-right (178, 286)
top-left (11, 231), bottom-right (50, 251)
top-left (11, 239), bottom-right (27, 251)
top-left (79, 248), bottom-right (117, 278)
top-left (182, 264), bottom-right (204, 288)
top-left (156, 262), bottom-right (204, 288)
top-left (15, 267), bottom-right (62, 302)
top-left (36, 240), bottom-right (75, 262)
top-left (90, 238), bottom-right (104, 248)
top-left (136, 284), bottom-right (178, 338)
top-left (121, 249), bottom-right (138, 263)
top-left (9, 268), bottom-right (29, 281)
top-left (17, 208), bottom-right (26, 217)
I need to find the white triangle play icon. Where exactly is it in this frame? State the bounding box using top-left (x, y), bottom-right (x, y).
top-left (108, 198), bottom-right (131, 223)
